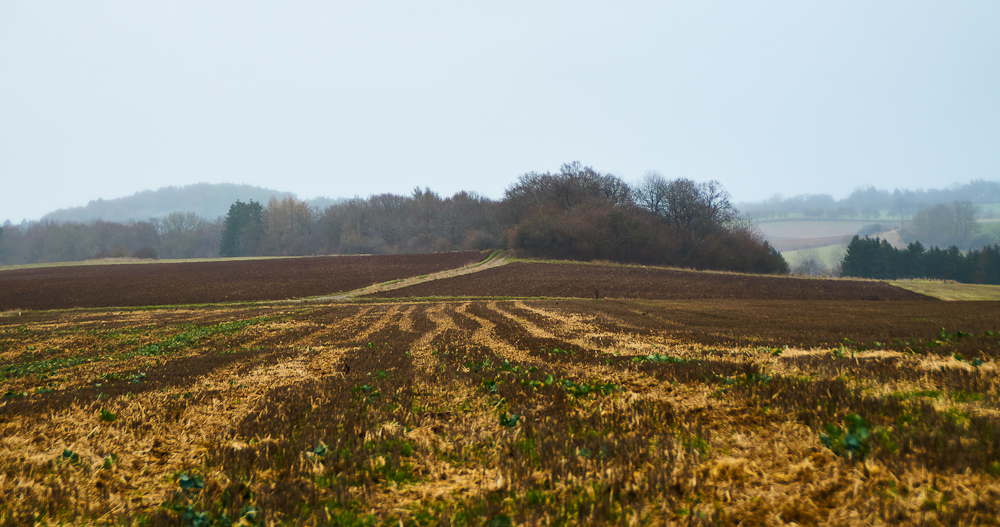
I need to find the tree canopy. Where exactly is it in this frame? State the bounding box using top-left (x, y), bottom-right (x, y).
top-left (1, 163), bottom-right (788, 275)
top-left (841, 235), bottom-right (1000, 284)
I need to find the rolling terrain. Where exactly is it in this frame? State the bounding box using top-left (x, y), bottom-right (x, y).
top-left (1, 254), bottom-right (999, 525)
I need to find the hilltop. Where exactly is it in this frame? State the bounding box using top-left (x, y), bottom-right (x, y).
top-left (39, 183), bottom-right (339, 223)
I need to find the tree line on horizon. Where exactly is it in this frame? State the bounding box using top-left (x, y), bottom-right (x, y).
top-left (741, 179), bottom-right (1000, 224)
top-left (0, 163), bottom-right (788, 274)
top-left (840, 235), bottom-right (1000, 284)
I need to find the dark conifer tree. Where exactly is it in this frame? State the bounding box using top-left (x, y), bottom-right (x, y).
top-left (219, 200), bottom-right (265, 257)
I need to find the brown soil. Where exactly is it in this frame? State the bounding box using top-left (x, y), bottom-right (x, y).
top-left (0, 252), bottom-right (483, 310)
top-left (2, 299), bottom-right (999, 524)
top-left (368, 261), bottom-right (933, 301)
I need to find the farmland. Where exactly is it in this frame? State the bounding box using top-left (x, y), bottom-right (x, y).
top-left (2, 255), bottom-right (1000, 525)
top-left (367, 261), bottom-right (930, 302)
top-left (0, 252), bottom-right (484, 311)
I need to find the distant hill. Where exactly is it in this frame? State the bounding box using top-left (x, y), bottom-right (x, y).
top-left (40, 183), bottom-right (340, 223)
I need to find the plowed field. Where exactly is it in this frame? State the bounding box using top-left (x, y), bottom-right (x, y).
top-left (0, 252), bottom-right (483, 311)
top-left (2, 298), bottom-right (1000, 525)
top-left (368, 261), bottom-right (932, 301)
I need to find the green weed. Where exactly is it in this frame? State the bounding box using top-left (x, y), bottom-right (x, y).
top-left (819, 414), bottom-right (871, 460)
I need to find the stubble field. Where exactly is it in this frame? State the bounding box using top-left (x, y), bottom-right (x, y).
top-left (2, 255), bottom-right (1000, 526)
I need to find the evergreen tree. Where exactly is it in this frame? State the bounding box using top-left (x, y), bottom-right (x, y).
top-left (901, 241), bottom-right (925, 278)
top-left (841, 236), bottom-right (873, 278)
top-left (219, 200), bottom-right (265, 257)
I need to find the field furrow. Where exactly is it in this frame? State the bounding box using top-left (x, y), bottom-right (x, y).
top-left (2, 297), bottom-right (1000, 525)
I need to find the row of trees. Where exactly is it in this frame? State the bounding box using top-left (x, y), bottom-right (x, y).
top-left (899, 201), bottom-right (988, 250)
top-left (0, 212), bottom-right (221, 264)
top-left (840, 235), bottom-right (1000, 284)
top-left (217, 190), bottom-right (503, 258)
top-left (2, 163), bottom-right (789, 274)
top-left (742, 180), bottom-right (1000, 222)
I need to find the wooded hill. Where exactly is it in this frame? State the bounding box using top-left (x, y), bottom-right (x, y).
top-left (39, 183), bottom-right (341, 224)
top-left (0, 163), bottom-right (788, 274)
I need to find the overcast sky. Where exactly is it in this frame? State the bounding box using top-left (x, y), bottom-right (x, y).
top-left (2, 2), bottom-right (998, 223)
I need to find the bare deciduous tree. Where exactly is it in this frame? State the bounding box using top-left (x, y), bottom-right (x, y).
top-left (633, 171), bottom-right (670, 218)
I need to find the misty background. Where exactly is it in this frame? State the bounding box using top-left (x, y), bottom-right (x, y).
top-left (2, 2), bottom-right (999, 224)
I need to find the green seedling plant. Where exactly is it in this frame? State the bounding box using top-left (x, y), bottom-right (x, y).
top-left (353, 384), bottom-right (381, 403)
top-left (162, 472), bottom-right (261, 527)
top-left (520, 374), bottom-right (555, 389)
top-left (136, 317), bottom-right (271, 357)
top-left (499, 412), bottom-right (520, 428)
top-left (819, 413), bottom-right (871, 460)
top-left (178, 472), bottom-right (204, 492)
top-left (57, 449), bottom-right (81, 465)
top-left (311, 442), bottom-right (329, 459)
top-left (481, 379), bottom-right (500, 395)
top-left (465, 359), bottom-right (491, 373)
top-left (951, 352), bottom-right (986, 367)
top-left (560, 379), bottom-right (618, 397)
top-left (631, 353), bottom-right (693, 364)
top-left (939, 328), bottom-right (974, 342)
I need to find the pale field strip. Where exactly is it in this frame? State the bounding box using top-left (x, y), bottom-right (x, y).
top-left (391, 303), bottom-right (417, 334)
top-left (890, 279), bottom-right (1000, 301)
top-left (0, 255), bottom-right (295, 272)
top-left (453, 302), bottom-right (534, 365)
top-left (351, 303), bottom-right (408, 343)
top-left (323, 304), bottom-right (375, 339)
top-left (309, 251), bottom-right (508, 302)
top-left (410, 304), bottom-right (458, 372)
top-left (506, 300), bottom-right (686, 357)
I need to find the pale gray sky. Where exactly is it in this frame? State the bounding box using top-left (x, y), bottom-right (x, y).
top-left (2, 1), bottom-right (998, 223)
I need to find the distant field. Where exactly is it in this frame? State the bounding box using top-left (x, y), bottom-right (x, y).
top-left (756, 218), bottom-right (886, 239)
top-left (1, 256), bottom-right (931, 311)
top-left (0, 252), bottom-right (485, 310)
top-left (367, 261), bottom-right (930, 302)
top-left (782, 243), bottom-right (849, 271)
top-left (890, 280), bottom-right (1000, 301)
top-left (0, 255), bottom-right (290, 272)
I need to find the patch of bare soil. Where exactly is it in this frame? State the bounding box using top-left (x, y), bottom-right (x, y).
top-left (0, 251), bottom-right (484, 311)
top-left (367, 261), bottom-right (934, 301)
top-left (1, 299), bottom-right (999, 525)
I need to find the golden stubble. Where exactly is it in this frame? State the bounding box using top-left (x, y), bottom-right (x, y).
top-left (2, 299), bottom-right (1000, 524)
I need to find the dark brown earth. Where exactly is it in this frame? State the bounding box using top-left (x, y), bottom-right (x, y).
top-left (368, 261), bottom-right (934, 301)
top-left (0, 252), bottom-right (484, 310)
top-left (3, 299), bottom-right (1000, 524)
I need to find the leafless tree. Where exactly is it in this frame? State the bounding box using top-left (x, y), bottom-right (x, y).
top-left (633, 171), bottom-right (670, 218)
